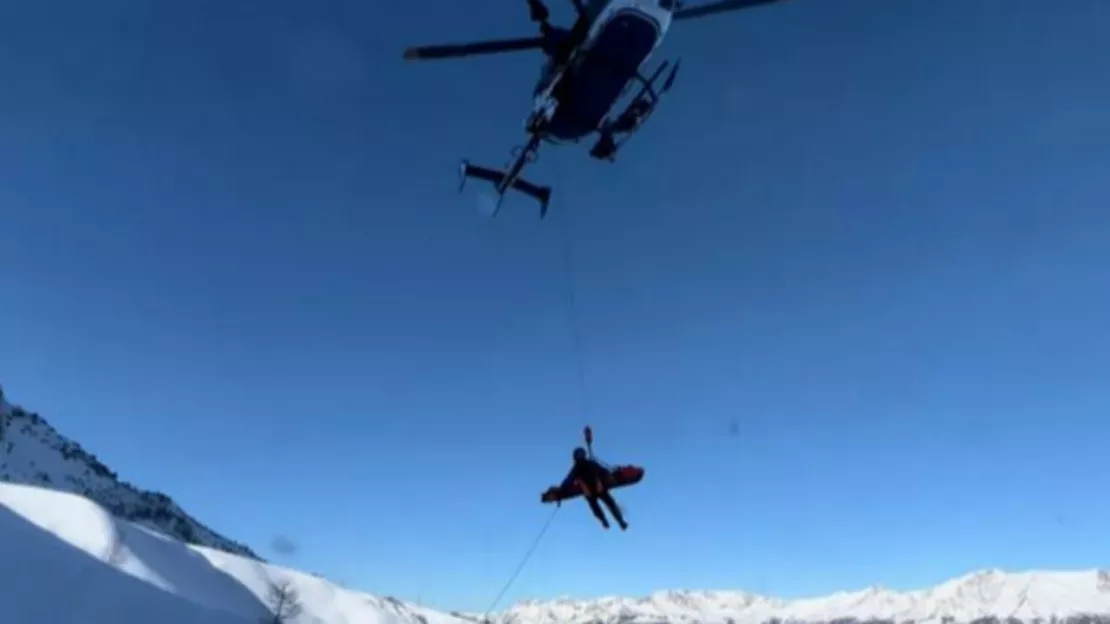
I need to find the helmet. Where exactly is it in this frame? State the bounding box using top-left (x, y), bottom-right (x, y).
top-left (573, 447), bottom-right (587, 461)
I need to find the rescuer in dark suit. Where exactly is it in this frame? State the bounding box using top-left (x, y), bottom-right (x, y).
top-left (562, 447), bottom-right (629, 530)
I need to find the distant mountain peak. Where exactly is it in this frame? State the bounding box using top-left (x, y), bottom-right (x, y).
top-left (3, 383), bottom-right (1109, 624)
top-left (0, 385), bottom-right (258, 559)
top-left (488, 569), bottom-right (1110, 623)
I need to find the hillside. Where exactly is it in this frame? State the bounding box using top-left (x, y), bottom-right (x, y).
top-left (0, 480), bottom-right (463, 623)
top-left (2, 385), bottom-right (1108, 624)
top-left (0, 385), bottom-right (257, 559)
top-left (3, 481), bottom-right (1109, 624)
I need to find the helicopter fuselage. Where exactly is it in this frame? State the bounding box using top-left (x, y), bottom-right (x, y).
top-left (403, 0), bottom-right (785, 216)
top-left (533, 0), bottom-right (673, 141)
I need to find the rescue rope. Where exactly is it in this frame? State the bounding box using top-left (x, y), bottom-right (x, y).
top-left (478, 505), bottom-right (560, 623)
top-left (477, 157), bottom-right (586, 624)
top-left (554, 155), bottom-right (591, 421)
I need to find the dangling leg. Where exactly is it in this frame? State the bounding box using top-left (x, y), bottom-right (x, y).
top-left (585, 495), bottom-right (610, 528)
top-left (597, 491), bottom-right (627, 530)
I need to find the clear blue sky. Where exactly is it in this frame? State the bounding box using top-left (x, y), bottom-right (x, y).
top-left (2, 0), bottom-right (1109, 614)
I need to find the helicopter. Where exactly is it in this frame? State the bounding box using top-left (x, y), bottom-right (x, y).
top-left (402, 0), bottom-right (786, 217)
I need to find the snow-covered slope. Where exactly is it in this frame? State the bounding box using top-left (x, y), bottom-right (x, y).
top-left (489, 570), bottom-right (1110, 624)
top-left (3, 386), bottom-right (1108, 624)
top-left (0, 481), bottom-right (466, 624)
top-left (0, 385), bottom-right (257, 558)
top-left (2, 481), bottom-right (1105, 624)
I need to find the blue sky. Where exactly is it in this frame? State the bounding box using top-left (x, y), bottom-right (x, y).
top-left (2, 0), bottom-right (1109, 614)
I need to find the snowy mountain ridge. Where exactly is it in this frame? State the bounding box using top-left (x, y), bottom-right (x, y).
top-left (2, 384), bottom-right (1109, 624)
top-left (486, 569), bottom-right (1110, 624)
top-left (0, 480), bottom-right (462, 624)
top-left (3, 480), bottom-right (1107, 624)
top-left (0, 384), bottom-right (258, 559)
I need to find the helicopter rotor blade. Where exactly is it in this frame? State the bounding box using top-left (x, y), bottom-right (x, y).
top-left (672, 0), bottom-right (784, 21)
top-left (403, 36), bottom-right (547, 61)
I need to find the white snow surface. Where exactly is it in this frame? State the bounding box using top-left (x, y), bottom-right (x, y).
top-left (490, 570), bottom-right (1110, 624)
top-left (0, 385), bottom-right (257, 558)
top-left (3, 385), bottom-right (1109, 624)
top-left (0, 481), bottom-right (467, 624)
top-left (3, 481), bottom-right (1108, 624)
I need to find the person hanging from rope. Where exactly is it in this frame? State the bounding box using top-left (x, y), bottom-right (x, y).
top-left (561, 446), bottom-right (629, 530)
top-left (540, 426), bottom-right (644, 528)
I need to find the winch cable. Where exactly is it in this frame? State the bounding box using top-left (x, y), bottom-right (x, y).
top-left (477, 154), bottom-right (590, 623)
